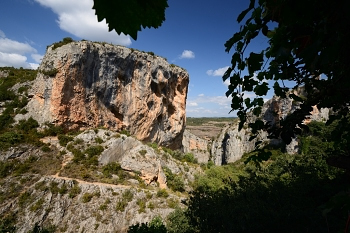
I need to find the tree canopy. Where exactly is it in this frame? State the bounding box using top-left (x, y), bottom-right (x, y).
top-left (224, 0), bottom-right (350, 145)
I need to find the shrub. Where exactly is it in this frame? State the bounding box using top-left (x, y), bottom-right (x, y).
top-left (41, 124), bottom-right (63, 136)
top-left (95, 137), bottom-right (104, 144)
top-left (156, 189), bottom-right (169, 198)
top-left (85, 145), bottom-right (104, 157)
top-left (166, 198), bottom-right (179, 209)
top-left (0, 161), bottom-right (14, 178)
top-left (122, 189), bottom-right (134, 202)
top-left (58, 135), bottom-right (73, 147)
top-left (183, 153), bottom-right (197, 163)
top-left (81, 192), bottom-right (94, 203)
top-left (41, 69), bottom-right (58, 77)
top-left (148, 142), bottom-right (160, 153)
top-left (116, 200), bottom-right (127, 212)
top-left (139, 149), bottom-right (147, 156)
top-left (127, 216), bottom-right (167, 233)
top-left (166, 208), bottom-right (191, 233)
top-left (30, 198), bottom-right (44, 212)
top-left (147, 202), bottom-right (155, 210)
top-left (136, 198), bottom-right (146, 213)
top-left (0, 212), bottom-right (17, 233)
top-left (120, 130), bottom-right (131, 136)
top-left (41, 145), bottom-right (51, 152)
top-left (0, 112), bottom-right (14, 131)
top-left (68, 182), bottom-right (81, 198)
top-left (16, 117), bottom-right (39, 132)
top-left (102, 162), bottom-right (122, 178)
top-left (0, 132), bottom-right (24, 150)
top-left (51, 37), bottom-right (74, 50)
top-left (18, 192), bottom-right (32, 207)
top-left (163, 167), bottom-right (185, 192)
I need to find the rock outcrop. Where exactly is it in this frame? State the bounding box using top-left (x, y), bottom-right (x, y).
top-left (211, 95), bottom-right (329, 165)
top-left (182, 130), bottom-right (210, 164)
top-left (0, 128), bottom-right (199, 233)
top-left (25, 41), bottom-right (189, 149)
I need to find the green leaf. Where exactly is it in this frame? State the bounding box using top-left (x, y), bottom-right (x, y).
top-left (237, 8), bottom-right (252, 23)
top-left (254, 82), bottom-right (269, 96)
top-left (231, 95), bottom-right (242, 110)
top-left (222, 67), bottom-right (233, 82)
top-left (253, 106), bottom-right (262, 116)
top-left (230, 52), bottom-right (241, 69)
top-left (245, 98), bottom-right (252, 108)
top-left (225, 33), bottom-right (243, 53)
top-left (93, 0), bottom-right (168, 40)
top-left (242, 75), bottom-right (258, 92)
top-left (230, 73), bottom-right (242, 88)
top-left (247, 52), bottom-right (264, 74)
top-left (273, 82), bottom-right (287, 98)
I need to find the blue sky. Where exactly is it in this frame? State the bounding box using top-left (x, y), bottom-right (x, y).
top-left (0, 0), bottom-right (271, 117)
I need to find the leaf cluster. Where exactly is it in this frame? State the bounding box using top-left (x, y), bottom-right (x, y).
top-left (224, 0), bottom-right (350, 145)
top-left (93, 0), bottom-right (168, 40)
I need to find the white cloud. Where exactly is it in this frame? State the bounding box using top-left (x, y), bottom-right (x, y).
top-left (186, 94), bottom-right (233, 117)
top-left (0, 30), bottom-right (5, 38)
top-left (0, 52), bottom-right (29, 68)
top-left (179, 50), bottom-right (195, 59)
top-left (187, 102), bottom-right (198, 107)
top-left (31, 54), bottom-right (44, 63)
top-left (0, 38), bottom-right (37, 55)
top-left (0, 33), bottom-right (42, 69)
top-left (207, 66), bottom-right (230, 77)
top-left (34, 0), bottom-right (132, 46)
top-left (29, 63), bottom-right (40, 70)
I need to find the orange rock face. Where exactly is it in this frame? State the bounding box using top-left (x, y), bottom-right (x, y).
top-left (27, 41), bottom-right (189, 149)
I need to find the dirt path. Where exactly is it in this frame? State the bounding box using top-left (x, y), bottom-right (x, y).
top-left (49, 173), bottom-right (132, 189)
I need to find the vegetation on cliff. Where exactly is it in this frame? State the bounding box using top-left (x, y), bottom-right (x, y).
top-left (127, 121), bottom-right (349, 233)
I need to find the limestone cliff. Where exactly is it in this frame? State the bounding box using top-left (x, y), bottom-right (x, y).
top-left (182, 130), bottom-right (210, 164)
top-left (211, 95), bottom-right (329, 165)
top-left (25, 41), bottom-right (189, 149)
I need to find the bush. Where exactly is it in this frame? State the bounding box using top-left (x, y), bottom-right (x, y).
top-left (68, 182), bottom-right (81, 198)
top-left (0, 113), bottom-right (14, 131)
top-left (41, 68), bottom-right (58, 77)
top-left (156, 189), bottom-right (169, 198)
top-left (163, 167), bottom-right (184, 192)
top-left (95, 137), bottom-right (104, 144)
top-left (85, 145), bottom-right (104, 157)
top-left (136, 198), bottom-right (146, 213)
top-left (0, 161), bottom-right (14, 178)
top-left (166, 198), bottom-right (179, 209)
top-left (183, 153), bottom-right (197, 163)
top-left (30, 198), bottom-right (44, 212)
top-left (58, 134), bottom-right (73, 146)
top-left (122, 189), bottom-right (134, 202)
top-left (51, 37), bottom-right (74, 50)
top-left (127, 216), bottom-right (167, 233)
top-left (0, 213), bottom-right (16, 233)
top-left (81, 192), bottom-right (94, 203)
top-left (120, 130), bottom-right (131, 136)
top-left (41, 124), bottom-right (63, 136)
top-left (116, 200), bottom-right (128, 212)
top-left (166, 208), bottom-right (191, 233)
top-left (102, 162), bottom-right (122, 178)
top-left (0, 132), bottom-right (24, 150)
top-left (139, 149), bottom-right (147, 156)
